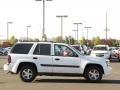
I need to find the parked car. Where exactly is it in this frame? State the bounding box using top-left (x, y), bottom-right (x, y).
top-left (71, 45), bottom-right (84, 54)
top-left (117, 48), bottom-right (120, 62)
top-left (90, 45), bottom-right (110, 59)
top-left (0, 48), bottom-right (8, 56)
top-left (5, 47), bottom-right (12, 54)
top-left (4, 42), bottom-right (112, 82)
top-left (109, 47), bottom-right (118, 59)
top-left (71, 45), bottom-right (91, 55)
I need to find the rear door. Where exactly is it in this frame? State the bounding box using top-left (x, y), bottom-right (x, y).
top-left (33, 43), bottom-right (53, 73)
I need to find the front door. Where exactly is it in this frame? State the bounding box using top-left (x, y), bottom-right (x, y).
top-left (53, 44), bottom-right (81, 74)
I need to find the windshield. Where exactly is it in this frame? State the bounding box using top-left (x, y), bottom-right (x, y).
top-left (93, 46), bottom-right (107, 50)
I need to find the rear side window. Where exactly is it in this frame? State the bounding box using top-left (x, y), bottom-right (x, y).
top-left (11, 44), bottom-right (33, 54)
top-left (33, 44), bottom-right (51, 55)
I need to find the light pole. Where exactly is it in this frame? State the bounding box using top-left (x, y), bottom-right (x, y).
top-left (35, 0), bottom-right (52, 41)
top-left (104, 13), bottom-right (109, 41)
top-left (84, 27), bottom-right (92, 46)
top-left (56, 15), bottom-right (68, 42)
top-left (27, 25), bottom-right (31, 41)
top-left (7, 22), bottom-right (13, 41)
top-left (73, 23), bottom-right (82, 44)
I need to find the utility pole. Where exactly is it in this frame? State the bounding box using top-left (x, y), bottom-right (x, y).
top-left (73, 23), bottom-right (82, 44)
top-left (35, 0), bottom-right (52, 41)
top-left (27, 25), bottom-right (31, 41)
top-left (84, 27), bottom-right (92, 46)
top-left (56, 15), bottom-right (68, 42)
top-left (105, 13), bottom-right (109, 41)
top-left (7, 22), bottom-right (13, 41)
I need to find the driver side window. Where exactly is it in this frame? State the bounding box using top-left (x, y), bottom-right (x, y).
top-left (54, 45), bottom-right (77, 57)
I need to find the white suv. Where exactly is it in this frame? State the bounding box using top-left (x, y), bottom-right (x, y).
top-left (4, 42), bottom-right (112, 82)
top-left (90, 45), bottom-right (110, 59)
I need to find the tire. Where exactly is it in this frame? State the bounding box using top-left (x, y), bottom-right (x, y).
top-left (19, 65), bottom-right (37, 82)
top-left (84, 66), bottom-right (103, 82)
top-left (109, 55), bottom-right (111, 59)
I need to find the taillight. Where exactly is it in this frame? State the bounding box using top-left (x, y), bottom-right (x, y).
top-left (8, 55), bottom-right (11, 64)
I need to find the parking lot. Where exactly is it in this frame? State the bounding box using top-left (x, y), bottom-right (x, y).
top-left (0, 56), bottom-right (120, 90)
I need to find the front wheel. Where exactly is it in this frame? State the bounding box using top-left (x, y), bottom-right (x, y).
top-left (20, 65), bottom-right (37, 82)
top-left (84, 66), bottom-right (103, 82)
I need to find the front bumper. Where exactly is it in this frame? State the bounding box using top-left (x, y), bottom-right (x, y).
top-left (103, 66), bottom-right (112, 77)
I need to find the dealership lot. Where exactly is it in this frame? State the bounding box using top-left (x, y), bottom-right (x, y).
top-left (0, 56), bottom-right (120, 90)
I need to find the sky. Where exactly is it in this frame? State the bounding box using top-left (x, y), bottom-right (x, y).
top-left (0, 0), bottom-right (120, 40)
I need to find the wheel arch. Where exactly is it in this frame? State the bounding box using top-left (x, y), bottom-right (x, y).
top-left (83, 63), bottom-right (104, 75)
top-left (17, 62), bottom-right (38, 74)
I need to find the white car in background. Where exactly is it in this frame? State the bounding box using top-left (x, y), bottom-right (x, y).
top-left (90, 45), bottom-right (110, 59)
top-left (109, 47), bottom-right (118, 59)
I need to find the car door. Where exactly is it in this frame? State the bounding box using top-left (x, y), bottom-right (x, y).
top-left (33, 43), bottom-right (53, 73)
top-left (53, 44), bottom-right (81, 74)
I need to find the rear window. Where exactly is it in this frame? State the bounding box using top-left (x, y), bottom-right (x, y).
top-left (33, 44), bottom-right (51, 55)
top-left (11, 43), bottom-right (33, 54)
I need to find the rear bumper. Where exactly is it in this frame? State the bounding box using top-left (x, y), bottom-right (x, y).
top-left (3, 63), bottom-right (9, 71)
top-left (3, 63), bottom-right (14, 72)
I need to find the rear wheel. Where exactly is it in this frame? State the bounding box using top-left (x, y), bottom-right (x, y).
top-left (19, 65), bottom-right (37, 82)
top-left (84, 66), bottom-right (103, 82)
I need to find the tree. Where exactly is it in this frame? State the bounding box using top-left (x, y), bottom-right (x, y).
top-left (43, 34), bottom-right (47, 41)
top-left (69, 36), bottom-right (75, 45)
top-left (80, 36), bottom-right (86, 45)
top-left (65, 36), bottom-right (69, 44)
top-left (53, 36), bottom-right (62, 43)
top-left (34, 38), bottom-right (39, 42)
top-left (64, 36), bottom-right (75, 45)
top-left (94, 36), bottom-right (101, 45)
top-left (9, 36), bottom-right (18, 46)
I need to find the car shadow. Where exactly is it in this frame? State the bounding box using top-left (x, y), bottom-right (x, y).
top-left (34, 79), bottom-right (120, 84)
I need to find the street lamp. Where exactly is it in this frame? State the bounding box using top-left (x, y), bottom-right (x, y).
top-left (104, 13), bottom-right (109, 41)
top-left (73, 23), bottom-right (82, 44)
top-left (27, 25), bottom-right (31, 41)
top-left (35, 0), bottom-right (52, 41)
top-left (56, 15), bottom-right (68, 42)
top-left (84, 27), bottom-right (92, 46)
top-left (7, 22), bottom-right (13, 41)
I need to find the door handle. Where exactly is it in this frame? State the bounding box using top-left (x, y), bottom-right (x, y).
top-left (33, 57), bottom-right (38, 59)
top-left (55, 58), bottom-right (60, 61)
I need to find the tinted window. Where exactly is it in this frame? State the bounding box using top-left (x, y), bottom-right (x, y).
top-left (11, 44), bottom-right (33, 54)
top-left (33, 44), bottom-right (51, 55)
